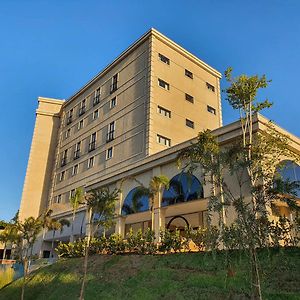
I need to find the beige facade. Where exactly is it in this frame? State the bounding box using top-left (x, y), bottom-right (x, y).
top-left (20, 28), bottom-right (222, 222)
top-left (19, 29), bottom-right (300, 256)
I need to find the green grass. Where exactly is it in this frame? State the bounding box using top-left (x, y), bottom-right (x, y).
top-left (0, 248), bottom-right (299, 300)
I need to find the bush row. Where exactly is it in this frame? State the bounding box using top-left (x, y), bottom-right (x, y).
top-left (56, 217), bottom-right (299, 258)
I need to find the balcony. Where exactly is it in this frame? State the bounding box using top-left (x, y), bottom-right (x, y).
top-left (93, 96), bottom-right (100, 106)
top-left (78, 107), bottom-right (86, 116)
top-left (66, 116), bottom-right (72, 125)
top-left (74, 150), bottom-right (80, 160)
top-left (110, 83), bottom-right (117, 94)
top-left (61, 157), bottom-right (67, 167)
top-left (88, 141), bottom-right (96, 152)
top-left (106, 131), bottom-right (115, 143)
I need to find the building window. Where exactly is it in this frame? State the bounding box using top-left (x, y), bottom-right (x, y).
top-left (93, 88), bottom-right (101, 106)
top-left (56, 194), bottom-right (62, 204)
top-left (158, 79), bottom-right (170, 90)
top-left (207, 105), bottom-right (216, 115)
top-left (72, 164), bottom-right (79, 176)
top-left (110, 96), bottom-right (117, 108)
top-left (93, 109), bottom-right (99, 120)
top-left (59, 171), bottom-right (65, 182)
top-left (185, 69), bottom-right (193, 79)
top-left (110, 74), bottom-right (118, 94)
top-left (185, 93), bottom-right (194, 103)
top-left (65, 128), bottom-right (71, 139)
top-left (67, 109), bottom-right (73, 125)
top-left (79, 99), bottom-right (86, 116)
top-left (89, 132), bottom-right (96, 152)
top-left (158, 106), bottom-right (171, 118)
top-left (158, 53), bottom-right (170, 65)
top-left (186, 119), bottom-right (195, 129)
top-left (157, 134), bottom-right (171, 147)
top-left (206, 82), bottom-right (215, 92)
top-left (70, 189), bottom-right (75, 199)
top-left (88, 156), bottom-right (95, 169)
top-left (106, 147), bottom-right (113, 160)
top-left (61, 149), bottom-right (68, 166)
top-left (74, 142), bottom-right (81, 160)
top-left (106, 121), bottom-right (115, 142)
top-left (77, 119), bottom-right (84, 130)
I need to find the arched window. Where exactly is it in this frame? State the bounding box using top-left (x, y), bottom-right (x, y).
top-left (275, 160), bottom-right (300, 198)
top-left (121, 187), bottom-right (149, 216)
top-left (162, 173), bottom-right (204, 206)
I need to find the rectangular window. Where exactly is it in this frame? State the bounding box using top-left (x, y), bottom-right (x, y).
top-left (185, 93), bottom-right (194, 103)
top-left (74, 142), bottom-right (81, 159)
top-left (65, 128), bottom-right (71, 139)
top-left (106, 121), bottom-right (115, 142)
top-left (185, 69), bottom-right (193, 79)
top-left (88, 156), bottom-right (94, 169)
top-left (72, 164), bottom-right (79, 176)
top-left (56, 194), bottom-right (62, 204)
top-left (70, 189), bottom-right (75, 199)
top-left (206, 82), bottom-right (215, 92)
top-left (158, 79), bottom-right (170, 90)
top-left (158, 53), bottom-right (170, 65)
top-left (93, 109), bottom-right (99, 120)
top-left (110, 96), bottom-right (117, 108)
top-left (110, 74), bottom-right (118, 94)
top-left (59, 171), bottom-right (65, 182)
top-left (158, 106), bottom-right (171, 118)
top-left (77, 119), bottom-right (84, 130)
top-left (61, 149), bottom-right (68, 166)
top-left (157, 134), bottom-right (171, 147)
top-left (79, 99), bottom-right (86, 116)
top-left (93, 88), bottom-right (101, 106)
top-left (186, 119), bottom-right (195, 129)
top-left (106, 147), bottom-right (113, 160)
top-left (67, 109), bottom-right (73, 125)
top-left (89, 132), bottom-right (97, 152)
top-left (207, 105), bottom-right (216, 115)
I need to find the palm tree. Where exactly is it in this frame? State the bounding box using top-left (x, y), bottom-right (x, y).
top-left (70, 187), bottom-right (84, 242)
top-left (39, 209), bottom-right (54, 258)
top-left (17, 217), bottom-right (43, 300)
top-left (0, 223), bottom-right (15, 260)
top-left (132, 175), bottom-right (169, 233)
top-left (48, 219), bottom-right (70, 258)
top-left (79, 187), bottom-right (119, 300)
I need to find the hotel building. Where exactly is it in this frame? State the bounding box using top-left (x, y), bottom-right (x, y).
top-left (18, 29), bottom-right (300, 256)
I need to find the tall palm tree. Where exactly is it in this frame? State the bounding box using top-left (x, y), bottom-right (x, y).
top-left (70, 187), bottom-right (84, 242)
top-left (17, 217), bottom-right (43, 300)
top-left (39, 209), bottom-right (54, 258)
top-left (132, 175), bottom-right (169, 232)
top-left (79, 187), bottom-right (119, 300)
top-left (48, 218), bottom-right (70, 258)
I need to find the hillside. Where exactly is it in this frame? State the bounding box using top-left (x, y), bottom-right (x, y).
top-left (0, 248), bottom-right (299, 300)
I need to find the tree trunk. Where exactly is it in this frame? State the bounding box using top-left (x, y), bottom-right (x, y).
top-left (79, 208), bottom-right (92, 300)
top-left (51, 231), bottom-right (56, 258)
top-left (2, 242), bottom-right (6, 260)
top-left (21, 250), bottom-right (29, 300)
top-left (70, 213), bottom-right (76, 242)
top-left (250, 247), bottom-right (262, 300)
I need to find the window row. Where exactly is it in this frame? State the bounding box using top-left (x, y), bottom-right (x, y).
top-left (65, 74), bottom-right (119, 126)
top-left (64, 97), bottom-right (117, 140)
top-left (58, 147), bottom-right (114, 182)
top-left (61, 122), bottom-right (115, 167)
top-left (158, 77), bottom-right (215, 94)
top-left (158, 53), bottom-right (213, 84)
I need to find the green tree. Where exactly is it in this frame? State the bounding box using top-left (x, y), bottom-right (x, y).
top-left (178, 68), bottom-right (300, 300)
top-left (70, 187), bottom-right (84, 242)
top-left (48, 218), bottom-right (70, 258)
top-left (17, 217), bottom-right (43, 300)
top-left (79, 187), bottom-right (120, 300)
top-left (132, 176), bottom-right (169, 236)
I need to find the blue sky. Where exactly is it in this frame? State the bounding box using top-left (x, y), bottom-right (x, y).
top-left (0, 0), bottom-right (299, 221)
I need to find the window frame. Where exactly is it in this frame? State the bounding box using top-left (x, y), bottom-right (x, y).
top-left (158, 53), bottom-right (170, 65)
top-left (185, 69), bottom-right (193, 79)
top-left (158, 78), bottom-right (170, 91)
top-left (106, 147), bottom-right (113, 160)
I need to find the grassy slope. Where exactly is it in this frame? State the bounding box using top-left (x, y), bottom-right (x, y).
top-left (0, 248), bottom-right (299, 300)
